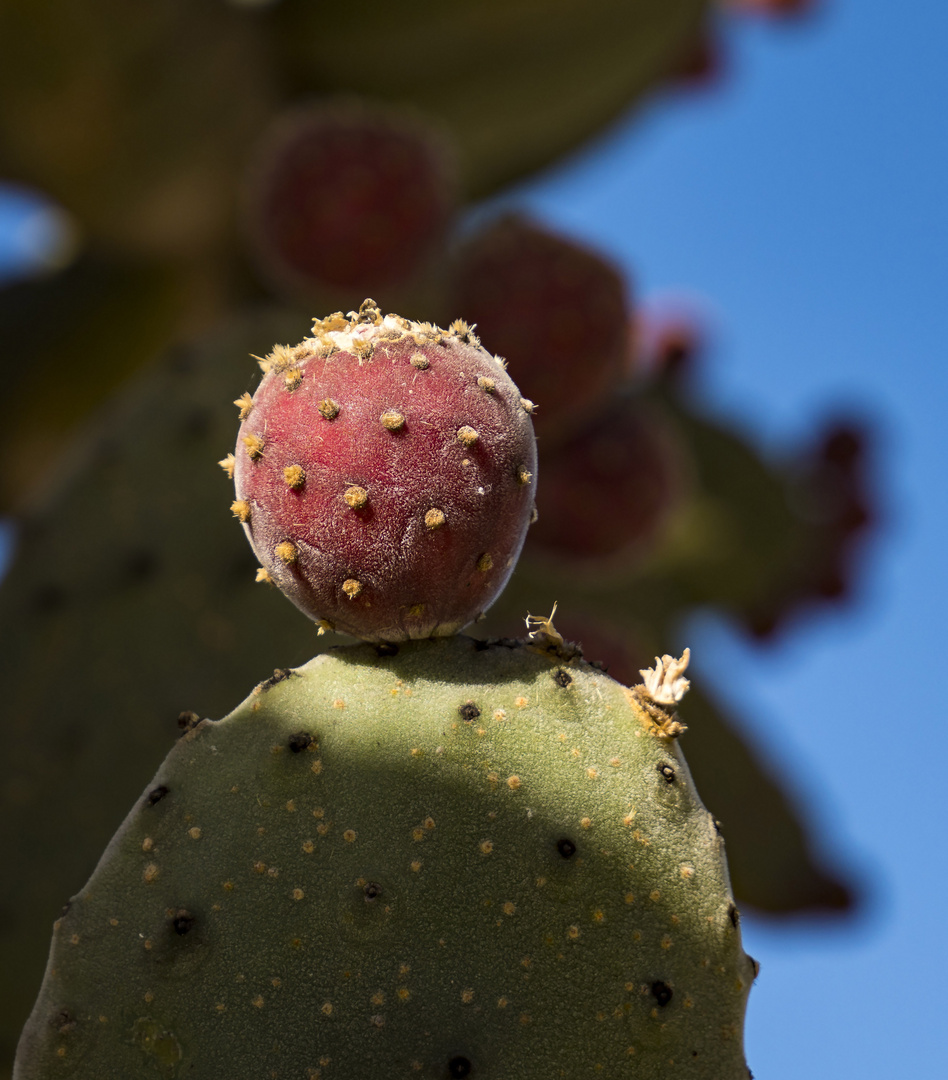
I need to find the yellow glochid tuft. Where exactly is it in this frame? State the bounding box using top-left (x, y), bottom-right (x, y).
top-left (283, 465), bottom-right (305, 489)
top-left (275, 541), bottom-right (298, 565)
top-left (342, 579), bottom-right (363, 599)
top-left (457, 426), bottom-right (479, 447)
top-left (242, 433), bottom-right (265, 460)
top-left (344, 485), bottom-right (369, 509)
top-left (380, 409), bottom-right (405, 431)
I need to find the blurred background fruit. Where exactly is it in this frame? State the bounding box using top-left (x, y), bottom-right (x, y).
top-left (449, 214), bottom-right (632, 445)
top-left (243, 100), bottom-right (458, 308)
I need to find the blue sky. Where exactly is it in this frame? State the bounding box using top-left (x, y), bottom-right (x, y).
top-left (500, 2), bottom-right (947, 1075)
top-left (1, 2), bottom-right (945, 1076)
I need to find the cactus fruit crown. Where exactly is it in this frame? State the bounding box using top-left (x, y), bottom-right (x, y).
top-left (15, 637), bottom-right (755, 1079)
top-left (225, 299), bottom-right (538, 643)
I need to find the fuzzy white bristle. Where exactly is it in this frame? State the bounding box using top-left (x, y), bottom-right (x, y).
top-left (639, 649), bottom-right (691, 705)
top-left (305, 300), bottom-right (483, 356)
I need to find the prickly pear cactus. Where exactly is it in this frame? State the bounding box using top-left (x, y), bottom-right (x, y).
top-left (15, 635), bottom-right (755, 1079)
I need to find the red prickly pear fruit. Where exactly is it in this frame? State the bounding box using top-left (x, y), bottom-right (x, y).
top-left (230, 300), bottom-right (538, 642)
top-left (528, 394), bottom-right (685, 563)
top-left (243, 100), bottom-right (457, 300)
top-left (449, 214), bottom-right (632, 446)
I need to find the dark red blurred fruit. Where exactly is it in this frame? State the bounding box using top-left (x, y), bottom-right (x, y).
top-left (724, 0), bottom-right (817, 17)
top-left (450, 214), bottom-right (632, 446)
top-left (244, 101), bottom-right (456, 299)
top-left (551, 613), bottom-right (649, 687)
top-left (744, 418), bottom-right (876, 638)
top-left (528, 393), bottom-right (685, 563)
top-left (637, 312), bottom-right (707, 384)
top-left (668, 32), bottom-right (724, 90)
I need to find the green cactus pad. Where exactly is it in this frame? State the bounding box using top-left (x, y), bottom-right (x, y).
top-left (15, 635), bottom-right (754, 1079)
